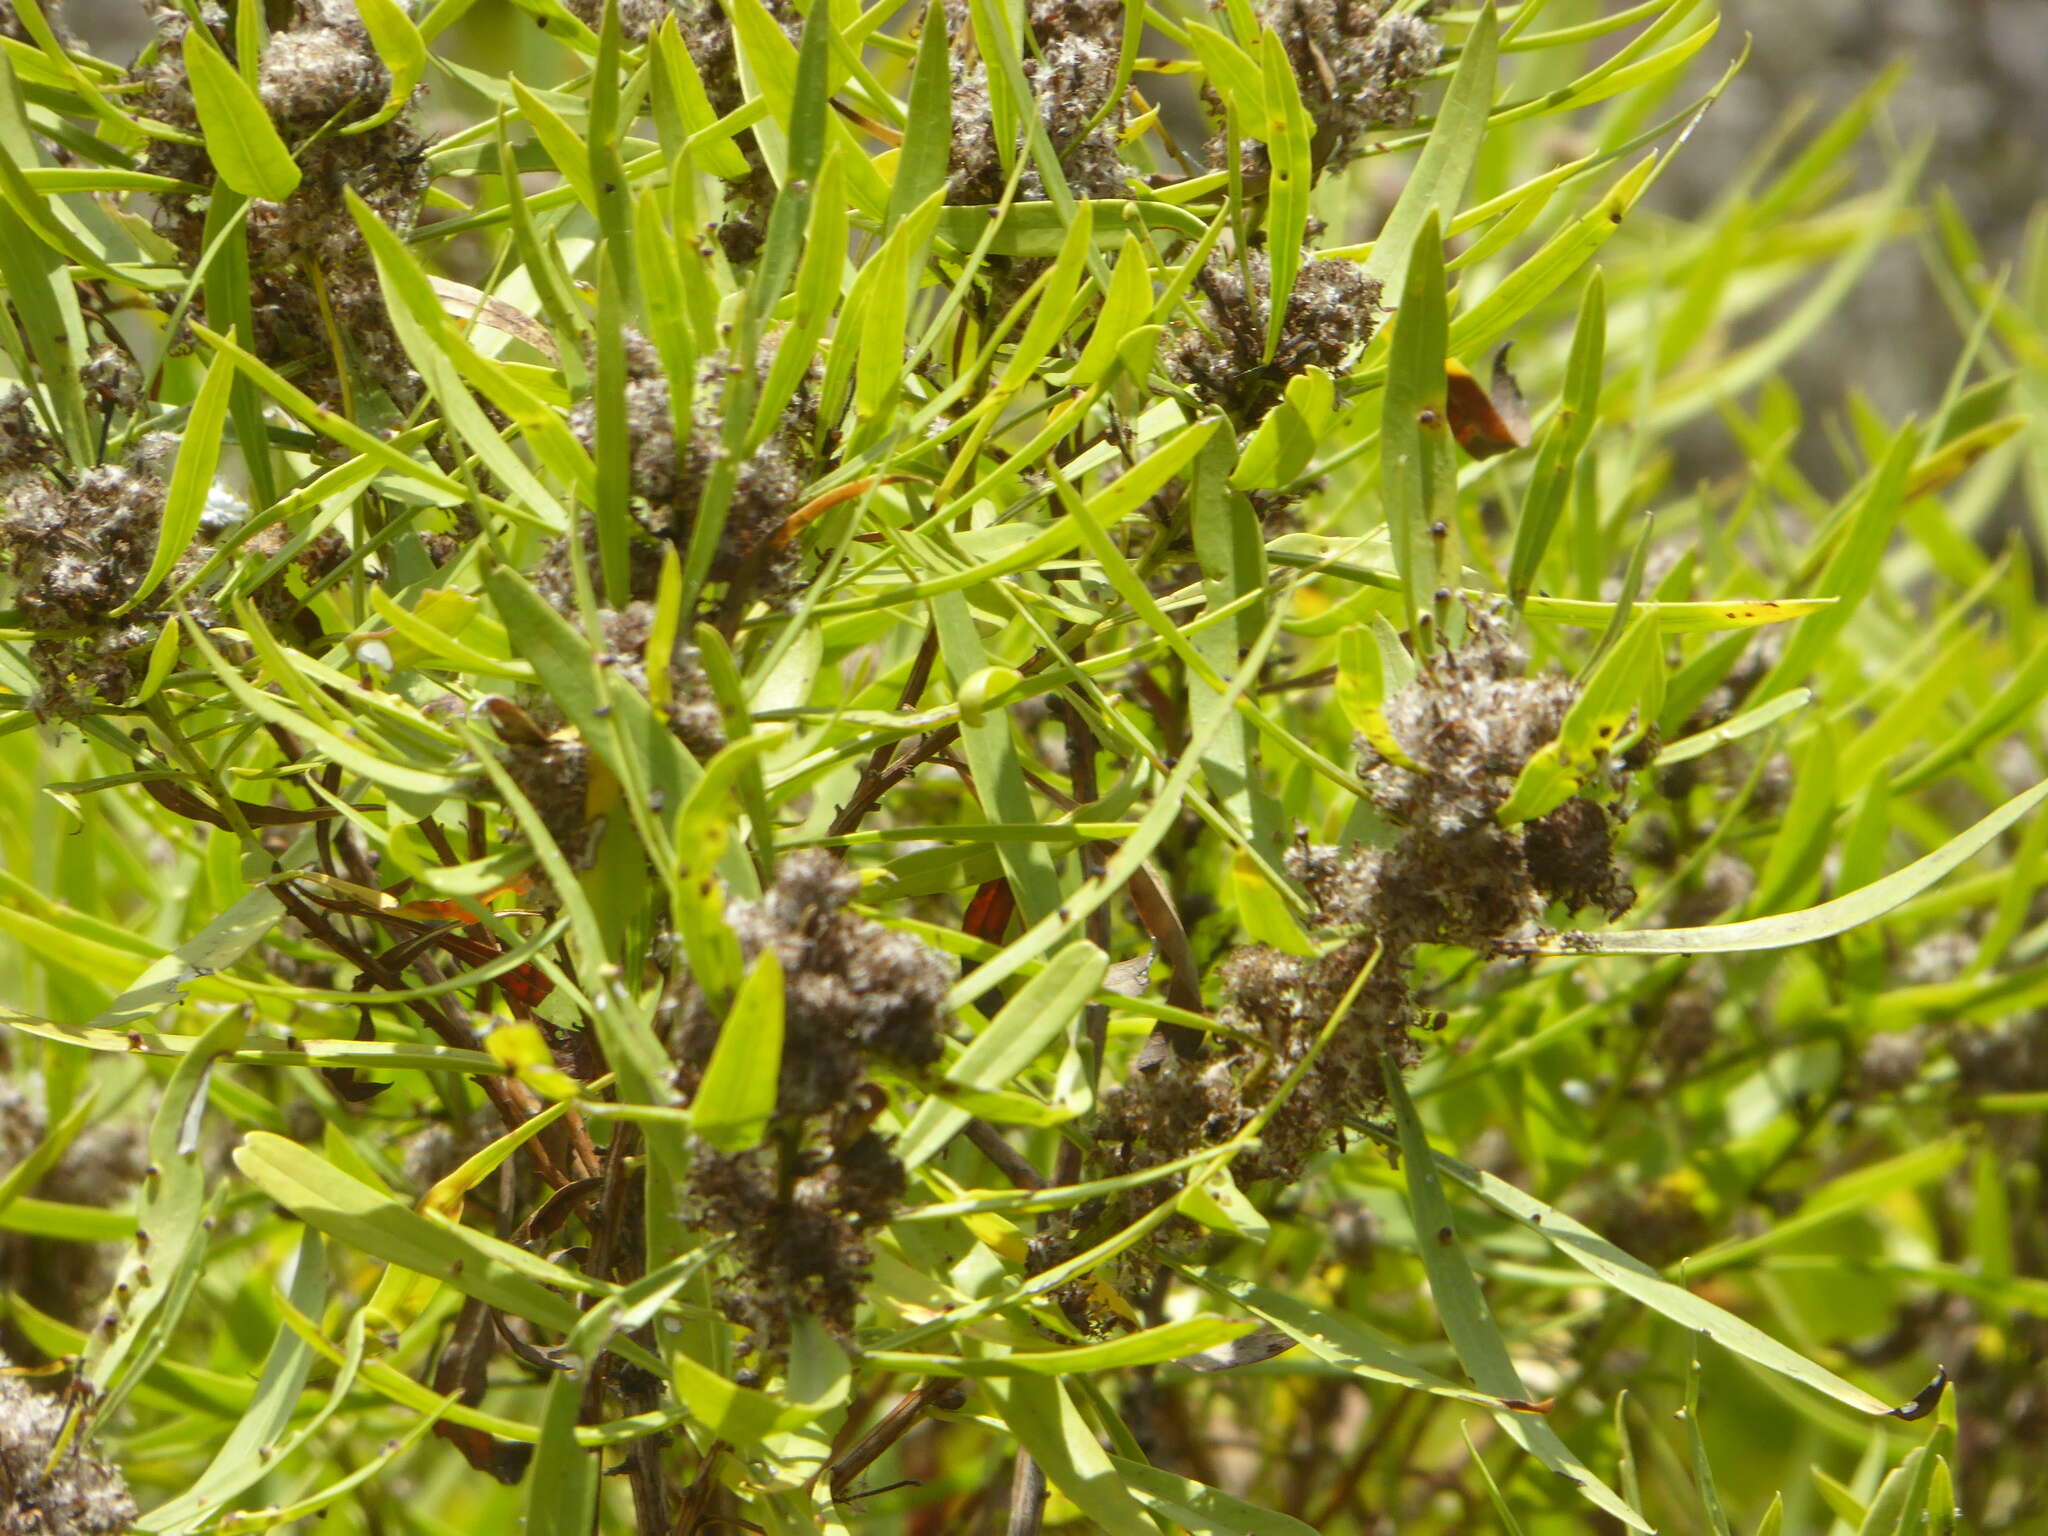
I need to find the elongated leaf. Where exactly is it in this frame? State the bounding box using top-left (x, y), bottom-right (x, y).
top-left (1419, 1138), bottom-right (1896, 1415)
top-left (898, 940), bottom-right (1106, 1169)
top-left (692, 948), bottom-right (785, 1152)
top-left (1110, 1459), bottom-right (1321, 1536)
top-left (114, 347), bottom-right (234, 616)
top-left (182, 29), bottom-right (300, 199)
top-left (1366, 1), bottom-right (1498, 305)
top-left (83, 1012), bottom-right (247, 1427)
top-left (233, 1132), bottom-right (590, 1332)
top-left (1386, 1065), bottom-right (1652, 1531)
top-left (1530, 777), bottom-right (2048, 953)
top-left (985, 1376), bottom-right (1157, 1536)
top-left (1382, 211), bottom-right (1454, 634)
top-left (138, 1226), bottom-right (325, 1535)
top-left (348, 0), bottom-right (426, 133)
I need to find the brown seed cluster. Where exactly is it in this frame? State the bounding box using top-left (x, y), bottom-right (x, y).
top-left (0, 402), bottom-right (184, 714)
top-left (1165, 251), bottom-right (1382, 424)
top-left (666, 851), bottom-right (952, 1351)
top-left (674, 0), bottom-right (796, 262)
top-left (1244, 0), bottom-right (1441, 174)
top-left (0, 1353), bottom-right (136, 1536)
top-left (135, 0), bottom-right (432, 410)
top-left (561, 332), bottom-right (818, 605)
top-left (562, 0), bottom-right (671, 39)
top-left (946, 0), bottom-right (1130, 204)
top-left (1076, 618), bottom-right (1635, 1311)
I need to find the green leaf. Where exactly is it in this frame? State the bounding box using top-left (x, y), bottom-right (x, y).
top-left (1382, 211), bottom-right (1454, 635)
top-left (1531, 777), bottom-right (2048, 954)
top-left (692, 947), bottom-right (785, 1153)
top-left (1233, 366), bottom-right (1337, 490)
top-left (1386, 1065), bottom-right (1652, 1531)
top-left (1109, 1458), bottom-right (1322, 1536)
top-left (1497, 612), bottom-right (1661, 825)
top-left (1178, 1264), bottom-right (1522, 1408)
top-left (181, 29), bottom-right (300, 200)
top-left (1072, 233), bottom-right (1155, 388)
top-left (1257, 31), bottom-right (1312, 363)
top-left (232, 1132), bottom-right (591, 1333)
top-left (985, 1376), bottom-right (1158, 1536)
top-left (876, 1319), bottom-right (1257, 1377)
top-left (137, 1225), bottom-right (325, 1535)
top-left (1336, 617), bottom-right (1426, 772)
top-left (1510, 269), bottom-right (1604, 604)
top-left (1183, 22), bottom-right (1264, 124)
top-left (886, 0), bottom-right (953, 232)
top-left (1418, 1129), bottom-right (1940, 1418)
top-left (526, 1370), bottom-right (600, 1536)
top-left (113, 343), bottom-right (234, 616)
top-left (347, 0), bottom-right (426, 133)
top-left (1176, 1159), bottom-right (1270, 1243)
top-left (1364, 0), bottom-right (1497, 306)
top-left (83, 1012), bottom-right (247, 1427)
top-left (897, 940), bottom-right (1107, 1169)
top-left (670, 1349), bottom-right (817, 1446)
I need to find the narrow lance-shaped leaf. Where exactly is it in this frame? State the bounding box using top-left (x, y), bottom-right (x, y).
top-left (1525, 777), bottom-right (2048, 954)
top-left (112, 341), bottom-right (235, 616)
top-left (1365, 1), bottom-right (1498, 306)
top-left (1385, 1063), bottom-right (1653, 1531)
top-left (1381, 211), bottom-right (1455, 637)
top-left (346, 0), bottom-right (426, 134)
top-left (898, 940), bottom-right (1108, 1169)
top-left (887, 0), bottom-right (953, 233)
top-left (182, 28), bottom-right (300, 200)
top-left (83, 1012), bottom-right (248, 1427)
top-left (1496, 612), bottom-right (1662, 825)
top-left (692, 948), bottom-right (785, 1153)
top-left (1510, 268), bottom-right (1605, 604)
top-left (1258, 30), bottom-right (1312, 363)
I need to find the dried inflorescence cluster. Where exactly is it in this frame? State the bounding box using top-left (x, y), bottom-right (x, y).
top-left (665, 851), bottom-right (952, 1353)
top-left (1242, 0), bottom-right (1441, 173)
top-left (1165, 251), bottom-right (1381, 423)
top-left (1074, 618), bottom-right (1635, 1313)
top-left (0, 399), bottom-right (184, 713)
top-left (561, 332), bottom-right (817, 605)
top-left (946, 0), bottom-right (1130, 203)
top-left (0, 1085), bottom-right (147, 1331)
top-left (135, 0), bottom-right (431, 409)
top-left (672, 0), bottom-right (795, 262)
top-left (0, 1354), bottom-right (136, 1536)
top-left (562, 0), bottom-right (671, 38)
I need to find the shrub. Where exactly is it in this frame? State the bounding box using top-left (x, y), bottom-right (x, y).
top-left (1, 0), bottom-right (2045, 1532)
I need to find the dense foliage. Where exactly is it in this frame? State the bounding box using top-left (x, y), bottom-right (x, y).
top-left (2, 0), bottom-right (2046, 1532)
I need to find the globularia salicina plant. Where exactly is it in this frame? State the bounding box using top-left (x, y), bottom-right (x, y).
top-left (3, 0), bottom-right (2047, 1529)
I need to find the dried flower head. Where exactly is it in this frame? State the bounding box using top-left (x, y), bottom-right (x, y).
top-left (671, 850), bottom-right (949, 1116)
top-left (135, 0), bottom-right (432, 409)
top-left (1165, 251), bottom-right (1381, 424)
top-left (1072, 614), bottom-right (1638, 1308)
top-left (1250, 0), bottom-right (1441, 173)
top-left (0, 436), bottom-right (196, 712)
top-left (946, 0), bottom-right (1130, 204)
top-left (563, 0), bottom-right (671, 40)
top-left (667, 852), bottom-right (950, 1350)
top-left (0, 1356), bottom-right (136, 1536)
top-left (559, 333), bottom-right (818, 607)
top-left (0, 388), bottom-right (55, 482)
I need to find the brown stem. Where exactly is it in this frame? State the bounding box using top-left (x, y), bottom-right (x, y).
top-left (826, 1378), bottom-right (965, 1501)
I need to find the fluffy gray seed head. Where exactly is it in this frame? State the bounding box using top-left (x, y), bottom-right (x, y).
top-left (0, 1355), bottom-right (137, 1536)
